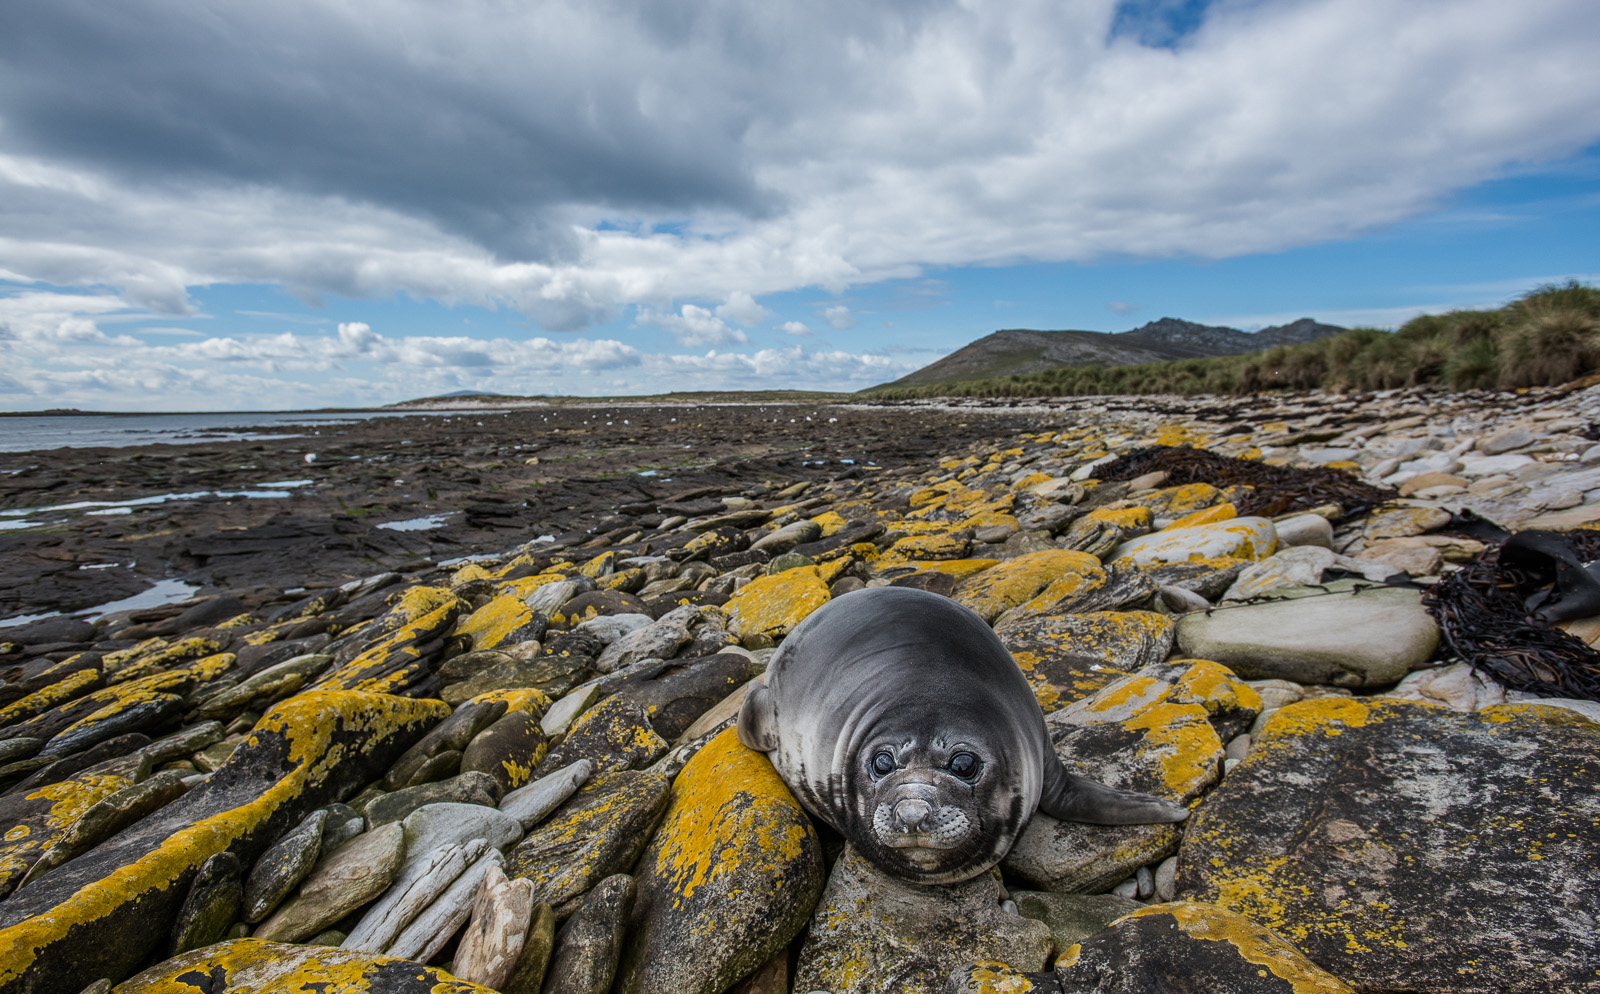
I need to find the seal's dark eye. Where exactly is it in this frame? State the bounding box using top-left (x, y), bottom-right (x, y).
top-left (949, 752), bottom-right (980, 780)
top-left (871, 751), bottom-right (895, 777)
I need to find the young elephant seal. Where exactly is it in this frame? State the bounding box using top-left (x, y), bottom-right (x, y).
top-left (737, 585), bottom-right (1188, 885)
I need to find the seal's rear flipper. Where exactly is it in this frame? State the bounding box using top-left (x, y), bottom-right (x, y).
top-left (1039, 759), bottom-right (1188, 825)
top-left (736, 683), bottom-right (779, 752)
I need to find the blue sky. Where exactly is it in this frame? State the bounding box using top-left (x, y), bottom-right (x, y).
top-left (0, 0), bottom-right (1596, 411)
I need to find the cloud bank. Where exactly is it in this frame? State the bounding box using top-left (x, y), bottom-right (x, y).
top-left (0, 0), bottom-right (1597, 406)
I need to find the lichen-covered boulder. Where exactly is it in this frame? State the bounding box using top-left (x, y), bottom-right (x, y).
top-left (1048, 903), bottom-right (1353, 992)
top-left (456, 595), bottom-right (547, 652)
top-left (1110, 517), bottom-right (1277, 565)
top-left (506, 770), bottom-right (672, 917)
top-left (953, 551), bottom-right (1104, 624)
top-left (532, 696), bottom-right (667, 778)
top-left (795, 844), bottom-right (1050, 994)
top-left (113, 937), bottom-right (497, 994)
top-left (1179, 699), bottom-right (1600, 992)
top-left (616, 729), bottom-right (824, 994)
top-left (0, 770), bottom-right (136, 898)
top-left (1002, 668), bottom-right (1226, 893)
top-left (996, 611), bottom-right (1174, 714)
top-left (0, 691), bottom-right (446, 994)
top-left (1174, 583), bottom-right (1438, 687)
top-left (314, 591), bottom-right (467, 694)
top-left (994, 562), bottom-right (1156, 627)
top-left (723, 566), bottom-right (832, 640)
top-left (949, 902), bottom-right (1352, 993)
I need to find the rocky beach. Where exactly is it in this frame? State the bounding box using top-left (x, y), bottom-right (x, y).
top-left (1, 385), bottom-right (1598, 994)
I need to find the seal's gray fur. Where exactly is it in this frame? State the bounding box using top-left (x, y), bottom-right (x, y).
top-left (738, 585), bottom-right (1187, 884)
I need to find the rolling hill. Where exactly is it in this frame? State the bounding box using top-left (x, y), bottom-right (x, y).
top-left (875, 317), bottom-right (1346, 390)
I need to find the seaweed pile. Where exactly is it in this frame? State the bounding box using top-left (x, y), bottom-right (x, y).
top-left (1096, 446), bottom-right (1396, 521)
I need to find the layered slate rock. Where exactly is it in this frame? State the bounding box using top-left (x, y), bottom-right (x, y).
top-left (795, 844), bottom-right (1050, 994)
top-left (616, 729), bottom-right (824, 994)
top-left (1175, 583), bottom-right (1439, 687)
top-left (0, 691), bottom-right (446, 994)
top-left (1003, 666), bottom-right (1233, 893)
top-left (532, 696), bottom-right (667, 778)
top-left (113, 937), bottom-right (497, 994)
top-left (1179, 698), bottom-right (1600, 992)
top-left (996, 611), bottom-right (1175, 714)
top-left (506, 770), bottom-right (672, 917)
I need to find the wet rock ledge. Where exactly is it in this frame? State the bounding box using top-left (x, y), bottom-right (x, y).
top-left (2, 384), bottom-right (1599, 994)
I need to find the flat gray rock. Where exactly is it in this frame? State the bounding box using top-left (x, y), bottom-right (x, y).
top-left (1176, 584), bottom-right (1438, 687)
top-left (253, 821), bottom-right (406, 944)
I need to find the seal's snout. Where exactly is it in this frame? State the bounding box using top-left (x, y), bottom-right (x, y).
top-left (893, 797), bottom-right (934, 832)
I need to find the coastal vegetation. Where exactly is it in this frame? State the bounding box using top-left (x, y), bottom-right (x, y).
top-left (864, 281), bottom-right (1600, 398)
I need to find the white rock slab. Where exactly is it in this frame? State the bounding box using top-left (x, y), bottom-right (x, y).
top-left (343, 838), bottom-right (486, 953)
top-left (387, 848), bottom-right (507, 962)
top-left (541, 684), bottom-right (601, 736)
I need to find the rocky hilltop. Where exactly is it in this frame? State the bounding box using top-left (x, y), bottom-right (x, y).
top-left (1, 384), bottom-right (1598, 994)
top-left (876, 316), bottom-right (1347, 389)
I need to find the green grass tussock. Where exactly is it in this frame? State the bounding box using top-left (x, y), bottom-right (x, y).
top-left (865, 281), bottom-right (1600, 399)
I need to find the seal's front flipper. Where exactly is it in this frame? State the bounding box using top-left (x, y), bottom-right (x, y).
top-left (736, 683), bottom-right (780, 752)
top-left (1038, 758), bottom-right (1188, 825)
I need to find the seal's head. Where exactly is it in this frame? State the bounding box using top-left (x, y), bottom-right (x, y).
top-left (845, 712), bottom-right (1035, 883)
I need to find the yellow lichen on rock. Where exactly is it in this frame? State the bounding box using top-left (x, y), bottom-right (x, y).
top-left (467, 687), bottom-right (552, 717)
top-left (494, 571), bottom-right (567, 600)
top-left (1117, 903), bottom-right (1354, 993)
top-left (0, 773), bottom-right (132, 894)
top-left (0, 692), bottom-right (447, 994)
top-left (723, 566), bottom-right (832, 639)
top-left (0, 668), bottom-right (101, 728)
top-left (105, 637), bottom-right (222, 683)
top-left (954, 550), bottom-right (1104, 623)
top-left (810, 510), bottom-right (848, 536)
top-left (1163, 502), bottom-right (1238, 531)
top-left (111, 937), bottom-right (497, 994)
top-left (456, 595), bottom-right (535, 651)
top-left (1085, 506), bottom-right (1153, 531)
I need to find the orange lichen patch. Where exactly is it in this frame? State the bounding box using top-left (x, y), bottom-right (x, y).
top-left (1115, 904), bottom-right (1353, 993)
top-left (1112, 517), bottom-right (1277, 564)
top-left (954, 550), bottom-right (1104, 623)
top-left (113, 937), bottom-right (496, 993)
top-left (1169, 659), bottom-right (1263, 717)
top-left (896, 558), bottom-right (1001, 581)
top-left (952, 962), bottom-right (1042, 992)
top-left (723, 567), bottom-right (832, 639)
top-left (908, 487), bottom-right (953, 510)
top-left (946, 491), bottom-right (1012, 517)
top-left (885, 532), bottom-right (972, 561)
top-left (1163, 503), bottom-right (1238, 531)
top-left (1012, 472), bottom-right (1054, 491)
top-left (468, 688), bottom-right (553, 718)
top-left (0, 668), bottom-right (101, 728)
top-left (651, 729), bottom-right (816, 905)
top-left (1324, 460), bottom-right (1362, 474)
top-left (450, 563), bottom-right (499, 587)
top-left (1253, 697), bottom-right (1376, 752)
top-left (1151, 426), bottom-right (1210, 448)
top-left (810, 510), bottom-right (849, 537)
top-left (1006, 645), bottom-right (1122, 714)
top-left (456, 596), bottom-right (537, 652)
top-left (0, 692), bottom-right (446, 992)
top-left (104, 637), bottom-right (222, 683)
top-left (1008, 563), bottom-right (1108, 616)
top-left (964, 511), bottom-right (1020, 532)
top-left (0, 772), bottom-right (131, 892)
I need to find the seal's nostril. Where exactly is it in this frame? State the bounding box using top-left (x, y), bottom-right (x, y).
top-left (895, 798), bottom-right (933, 831)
